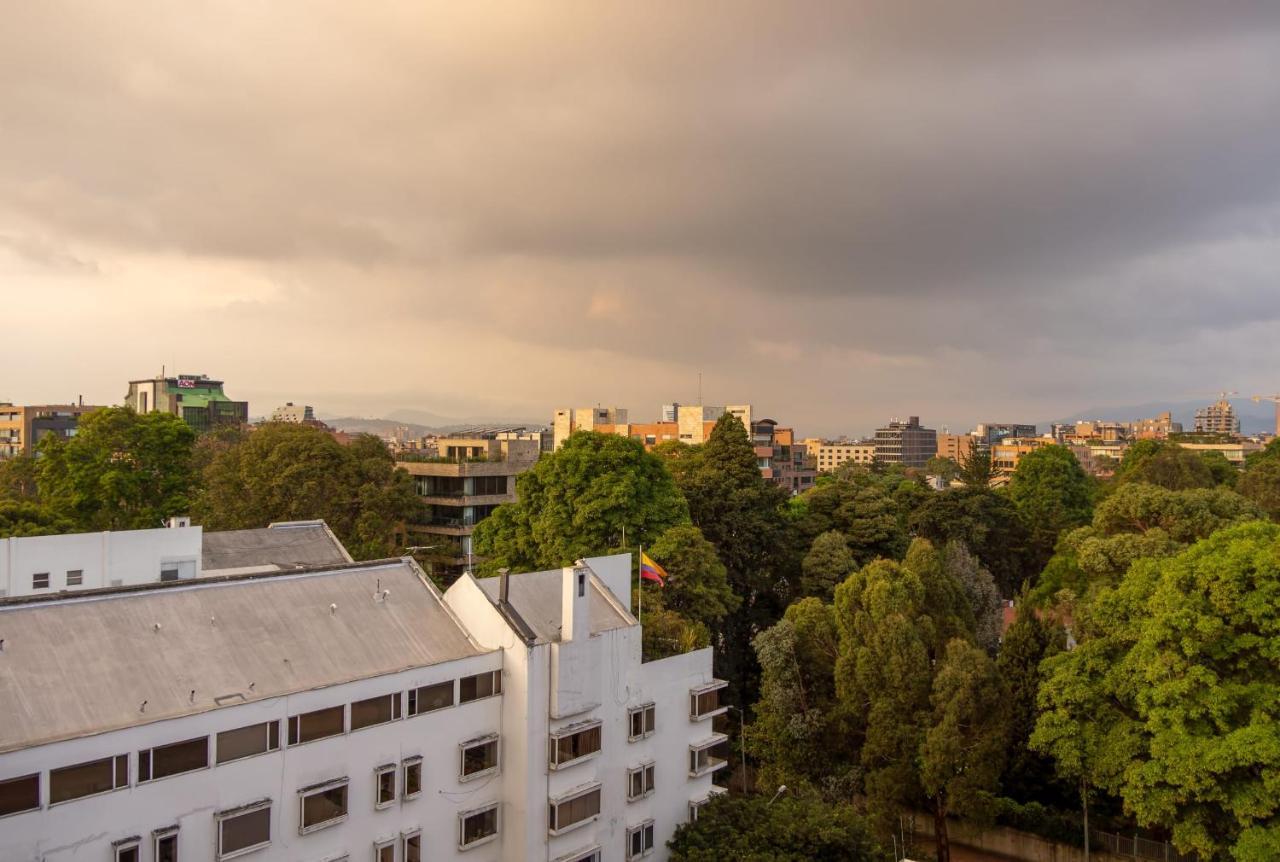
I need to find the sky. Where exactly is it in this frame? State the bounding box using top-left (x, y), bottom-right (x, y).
top-left (3, 3), bottom-right (1280, 437)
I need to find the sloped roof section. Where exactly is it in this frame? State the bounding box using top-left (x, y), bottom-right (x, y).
top-left (0, 560), bottom-right (487, 753)
top-left (475, 566), bottom-right (633, 644)
top-left (202, 520), bottom-right (353, 573)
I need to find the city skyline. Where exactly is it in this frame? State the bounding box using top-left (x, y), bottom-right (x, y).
top-left (4, 4), bottom-right (1280, 435)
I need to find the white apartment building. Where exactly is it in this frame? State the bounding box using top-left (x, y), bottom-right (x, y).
top-left (270, 403), bottom-right (316, 424)
top-left (0, 552), bottom-right (725, 862)
top-left (0, 520), bottom-right (352, 597)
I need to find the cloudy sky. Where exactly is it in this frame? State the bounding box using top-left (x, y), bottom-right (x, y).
top-left (3, 3), bottom-right (1280, 436)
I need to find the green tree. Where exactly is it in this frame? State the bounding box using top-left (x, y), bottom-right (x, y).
top-left (195, 423), bottom-right (419, 559)
top-left (1117, 440), bottom-right (1215, 490)
top-left (1200, 450), bottom-right (1239, 488)
top-left (996, 601), bottom-right (1068, 806)
top-left (926, 456), bottom-right (961, 483)
top-left (473, 431), bottom-right (689, 572)
top-left (1035, 522), bottom-right (1280, 859)
top-left (1238, 457), bottom-right (1280, 521)
top-left (636, 588), bottom-right (710, 661)
top-left (36, 407), bottom-right (197, 530)
top-left (1006, 445), bottom-right (1095, 568)
top-left (909, 488), bottom-right (1031, 596)
top-left (668, 792), bottom-right (880, 862)
top-left (921, 639), bottom-right (1009, 862)
top-left (0, 454), bottom-right (38, 500)
top-left (959, 444), bottom-right (995, 489)
top-left (942, 540), bottom-right (1003, 653)
top-left (0, 500), bottom-right (74, 538)
top-left (751, 598), bottom-right (849, 796)
top-left (793, 473), bottom-right (910, 565)
top-left (647, 524), bottom-right (740, 630)
top-left (800, 530), bottom-right (857, 600)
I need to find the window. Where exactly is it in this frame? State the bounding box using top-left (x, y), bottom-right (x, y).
top-left (375, 840), bottom-right (395, 862)
top-left (689, 735), bottom-right (729, 777)
top-left (460, 735), bottom-right (499, 779)
top-left (216, 721), bottom-right (280, 764)
top-left (403, 830), bottom-right (422, 862)
top-left (689, 680), bottom-right (728, 720)
top-left (627, 762), bottom-right (656, 800)
top-left (402, 757), bottom-right (422, 800)
top-left (458, 803), bottom-right (499, 849)
top-left (562, 852), bottom-right (601, 862)
top-left (153, 828), bottom-right (178, 862)
top-left (299, 779), bottom-right (348, 833)
top-left (407, 681), bottom-right (453, 716)
top-left (351, 693), bottom-right (402, 731)
top-left (139, 736), bottom-right (208, 782)
top-left (66, 569), bottom-right (83, 586)
top-left (628, 704), bottom-right (656, 741)
top-left (0, 773), bottom-right (40, 817)
top-left (32, 572), bottom-right (49, 590)
top-left (288, 705), bottom-right (345, 745)
top-left (548, 784), bottom-right (601, 834)
top-left (375, 764), bottom-right (396, 809)
top-left (114, 838), bottom-right (141, 862)
top-left (49, 754), bottom-right (127, 804)
top-left (216, 801), bottom-right (271, 860)
top-left (459, 670), bottom-right (501, 703)
top-left (626, 820), bottom-right (655, 859)
top-left (549, 721), bottom-right (602, 769)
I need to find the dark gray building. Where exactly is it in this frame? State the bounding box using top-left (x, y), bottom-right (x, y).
top-left (873, 416), bottom-right (938, 468)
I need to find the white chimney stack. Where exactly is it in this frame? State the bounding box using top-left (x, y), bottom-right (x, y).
top-left (561, 562), bottom-right (591, 643)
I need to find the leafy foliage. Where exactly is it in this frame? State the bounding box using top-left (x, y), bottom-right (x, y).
top-left (668, 792), bottom-right (880, 862)
top-left (0, 500), bottom-right (75, 538)
top-left (996, 602), bottom-right (1069, 805)
top-left (636, 588), bottom-right (711, 660)
top-left (1006, 445), bottom-right (1094, 568)
top-left (959, 443), bottom-right (995, 489)
top-left (793, 471), bottom-right (910, 567)
top-left (647, 524), bottom-right (741, 629)
top-left (942, 540), bottom-right (1003, 653)
top-left (0, 454), bottom-right (38, 501)
top-left (909, 488), bottom-right (1031, 596)
top-left (1116, 440), bottom-right (1216, 490)
top-left (1238, 457), bottom-right (1280, 521)
top-left (473, 431), bottom-right (689, 571)
top-left (800, 530), bottom-right (857, 600)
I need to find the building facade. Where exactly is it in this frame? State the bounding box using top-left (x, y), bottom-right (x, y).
top-left (270, 403), bottom-right (315, 423)
top-left (124, 374), bottom-right (249, 432)
top-left (972, 423), bottom-right (1036, 446)
top-left (873, 416), bottom-right (937, 468)
top-left (552, 408), bottom-right (629, 449)
top-left (0, 553), bottom-right (720, 862)
top-left (1193, 400), bottom-right (1241, 436)
top-left (803, 438), bottom-right (877, 473)
top-left (934, 433), bottom-right (977, 464)
top-left (990, 437), bottom-right (1055, 475)
top-left (0, 402), bottom-right (101, 458)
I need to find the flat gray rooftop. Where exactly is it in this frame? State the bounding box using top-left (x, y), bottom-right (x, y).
top-left (0, 560), bottom-right (487, 753)
top-left (476, 567), bottom-right (632, 644)
top-left (202, 521), bottom-right (352, 573)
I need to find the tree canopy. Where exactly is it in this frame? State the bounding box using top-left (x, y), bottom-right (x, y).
top-left (668, 792), bottom-right (880, 862)
top-left (1006, 445), bottom-right (1094, 568)
top-left (646, 524), bottom-right (740, 630)
top-left (909, 488), bottom-right (1031, 596)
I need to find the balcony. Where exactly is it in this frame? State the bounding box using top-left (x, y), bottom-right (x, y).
top-left (689, 680), bottom-right (728, 721)
top-left (689, 734), bottom-right (730, 778)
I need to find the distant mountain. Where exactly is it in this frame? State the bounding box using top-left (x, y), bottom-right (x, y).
top-left (1047, 399), bottom-right (1278, 436)
top-left (322, 413), bottom-right (546, 437)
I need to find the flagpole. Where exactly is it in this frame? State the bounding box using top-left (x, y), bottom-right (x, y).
top-left (637, 543), bottom-right (642, 623)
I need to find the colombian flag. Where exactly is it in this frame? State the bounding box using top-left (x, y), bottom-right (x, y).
top-left (640, 552), bottom-right (668, 586)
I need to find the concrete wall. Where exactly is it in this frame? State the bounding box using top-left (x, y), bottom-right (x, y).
top-left (914, 816), bottom-right (1134, 862)
top-left (1, 526), bottom-right (203, 597)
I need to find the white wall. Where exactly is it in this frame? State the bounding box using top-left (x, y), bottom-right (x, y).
top-left (0, 526), bottom-right (202, 597)
top-left (0, 652), bottom-right (505, 862)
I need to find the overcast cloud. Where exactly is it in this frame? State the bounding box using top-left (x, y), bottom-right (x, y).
top-left (3, 2), bottom-right (1279, 436)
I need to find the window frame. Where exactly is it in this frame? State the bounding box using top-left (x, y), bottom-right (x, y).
top-left (689, 680), bottom-right (728, 721)
top-left (138, 736), bottom-right (209, 783)
top-left (406, 680), bottom-right (455, 717)
top-left (48, 753), bottom-right (128, 806)
top-left (32, 572), bottom-right (49, 590)
top-left (689, 734), bottom-right (729, 777)
top-left (626, 761), bottom-right (656, 801)
top-left (548, 782), bottom-right (602, 836)
top-left (457, 802), bottom-right (500, 850)
top-left (152, 826), bottom-right (179, 862)
top-left (402, 829), bottom-right (422, 862)
top-left (215, 720), bottom-right (281, 765)
top-left (458, 670), bottom-right (502, 703)
top-left (625, 820), bottom-right (656, 860)
top-left (113, 836), bottom-right (142, 862)
top-left (627, 703), bottom-right (656, 742)
top-left (0, 772), bottom-right (41, 818)
top-left (375, 763), bottom-right (397, 810)
top-left (373, 838), bottom-right (396, 862)
top-left (351, 692), bottom-right (402, 732)
top-left (402, 756), bottom-right (422, 800)
top-left (549, 720), bottom-right (603, 770)
top-left (65, 569), bottom-right (83, 586)
top-left (215, 799), bottom-right (272, 861)
top-left (459, 734), bottom-right (500, 781)
top-left (287, 705), bottom-right (346, 746)
top-left (298, 777), bottom-right (349, 835)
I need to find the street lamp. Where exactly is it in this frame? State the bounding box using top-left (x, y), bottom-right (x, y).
top-left (726, 705), bottom-right (748, 793)
top-left (768, 785), bottom-right (788, 806)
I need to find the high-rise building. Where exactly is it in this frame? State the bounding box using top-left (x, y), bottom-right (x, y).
top-left (270, 402), bottom-right (315, 423)
top-left (972, 423), bottom-right (1037, 446)
top-left (0, 401), bottom-right (101, 458)
top-left (935, 433), bottom-right (977, 463)
top-left (124, 373), bottom-right (248, 432)
top-left (873, 416), bottom-right (937, 468)
top-left (1194, 400), bottom-right (1240, 436)
top-left (749, 420), bottom-right (816, 494)
top-left (1126, 412), bottom-right (1182, 439)
top-left (0, 552), bottom-right (722, 862)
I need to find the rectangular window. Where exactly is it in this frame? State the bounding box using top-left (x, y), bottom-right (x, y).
top-left (375, 840), bottom-right (394, 862)
top-left (216, 721), bottom-right (280, 764)
top-left (0, 773), bottom-right (40, 817)
top-left (627, 763), bottom-right (656, 800)
top-left (402, 757), bottom-right (422, 800)
top-left (351, 693), bottom-right (402, 731)
top-left (548, 784), bottom-right (602, 834)
top-left (459, 670), bottom-right (501, 703)
top-left (403, 830), bottom-right (422, 862)
top-left (375, 764), bottom-right (396, 809)
top-left (153, 829), bottom-right (178, 862)
top-left (299, 780), bottom-right (348, 833)
top-left (216, 801), bottom-right (271, 860)
top-left (549, 721), bottom-right (602, 769)
top-left (49, 754), bottom-right (127, 804)
top-left (32, 572), bottom-right (49, 590)
top-left (628, 704), bottom-right (656, 741)
top-left (459, 803), bottom-right (499, 849)
top-left (407, 680), bottom-right (454, 716)
top-left (460, 735), bottom-right (499, 779)
top-left (114, 839), bottom-right (141, 862)
top-left (689, 735), bottom-right (729, 777)
top-left (626, 820), bottom-right (655, 860)
top-left (66, 569), bottom-right (83, 586)
top-left (139, 737), bottom-right (208, 782)
top-left (689, 681), bottom-right (728, 720)
top-left (288, 705), bottom-right (345, 745)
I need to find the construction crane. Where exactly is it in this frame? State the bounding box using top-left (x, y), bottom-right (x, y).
top-left (1252, 394), bottom-right (1280, 437)
top-left (1219, 390), bottom-right (1239, 401)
